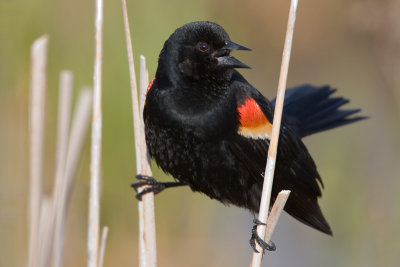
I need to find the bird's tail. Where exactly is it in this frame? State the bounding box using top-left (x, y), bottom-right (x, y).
top-left (273, 85), bottom-right (367, 138)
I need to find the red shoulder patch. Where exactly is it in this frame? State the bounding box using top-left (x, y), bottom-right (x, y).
top-left (237, 97), bottom-right (272, 139)
top-left (144, 77), bottom-right (156, 107)
top-left (146, 77), bottom-right (156, 95)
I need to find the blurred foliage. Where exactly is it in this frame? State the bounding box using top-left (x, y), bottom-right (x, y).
top-left (1, 0), bottom-right (399, 266)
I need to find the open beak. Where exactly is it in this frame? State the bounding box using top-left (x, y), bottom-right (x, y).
top-left (216, 39), bottom-right (251, 69)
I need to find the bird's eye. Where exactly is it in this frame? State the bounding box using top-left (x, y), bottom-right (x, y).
top-left (198, 42), bottom-right (210, 52)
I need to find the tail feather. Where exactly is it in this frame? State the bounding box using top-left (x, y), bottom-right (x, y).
top-left (273, 85), bottom-right (367, 137)
top-left (306, 98), bottom-right (349, 122)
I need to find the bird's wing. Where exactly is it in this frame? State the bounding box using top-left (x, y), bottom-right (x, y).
top-left (226, 71), bottom-right (332, 234)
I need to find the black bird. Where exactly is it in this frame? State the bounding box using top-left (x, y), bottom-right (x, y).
top-left (132, 21), bottom-right (366, 252)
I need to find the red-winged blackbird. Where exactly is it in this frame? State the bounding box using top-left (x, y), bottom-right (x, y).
top-left (132, 21), bottom-right (366, 252)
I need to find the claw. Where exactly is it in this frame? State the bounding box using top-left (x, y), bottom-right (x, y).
top-left (249, 218), bottom-right (276, 253)
top-left (131, 174), bottom-right (165, 200)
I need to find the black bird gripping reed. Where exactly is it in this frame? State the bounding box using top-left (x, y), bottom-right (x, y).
top-left (133, 18), bottom-right (366, 259)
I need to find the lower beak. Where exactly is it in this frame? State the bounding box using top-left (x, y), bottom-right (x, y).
top-left (216, 56), bottom-right (251, 69)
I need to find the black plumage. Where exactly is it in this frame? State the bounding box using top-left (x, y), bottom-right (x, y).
top-left (140, 21), bottom-right (365, 239)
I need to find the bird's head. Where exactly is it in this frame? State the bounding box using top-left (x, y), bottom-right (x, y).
top-left (156, 21), bottom-right (251, 87)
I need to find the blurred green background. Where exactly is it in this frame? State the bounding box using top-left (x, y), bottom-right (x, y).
top-left (1, 0), bottom-right (399, 266)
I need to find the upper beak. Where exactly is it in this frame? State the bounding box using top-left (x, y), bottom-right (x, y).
top-left (222, 39), bottom-right (252, 51)
top-left (216, 39), bottom-right (252, 69)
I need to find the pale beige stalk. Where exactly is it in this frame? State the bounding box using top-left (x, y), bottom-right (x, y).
top-left (53, 88), bottom-right (93, 267)
top-left (139, 55), bottom-right (148, 118)
top-left (28, 35), bottom-right (48, 267)
top-left (137, 55), bottom-right (157, 267)
top-left (98, 226), bottom-right (109, 267)
top-left (50, 70), bottom-right (73, 267)
top-left (88, 0), bottom-right (104, 265)
top-left (264, 190), bottom-right (291, 244)
top-left (38, 197), bottom-right (52, 267)
top-left (121, 1), bottom-right (157, 266)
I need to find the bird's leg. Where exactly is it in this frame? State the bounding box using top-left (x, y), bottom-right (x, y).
top-left (131, 174), bottom-right (185, 201)
top-left (249, 218), bottom-right (276, 253)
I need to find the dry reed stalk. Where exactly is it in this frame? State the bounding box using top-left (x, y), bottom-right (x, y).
top-left (36, 71), bottom-right (74, 267)
top-left (98, 226), bottom-right (109, 267)
top-left (137, 57), bottom-right (156, 267)
top-left (121, 1), bottom-right (157, 266)
top-left (263, 190), bottom-right (290, 243)
top-left (139, 55), bottom-right (149, 117)
top-left (28, 35), bottom-right (48, 267)
top-left (64, 88), bottom-right (93, 205)
top-left (250, 0), bottom-right (298, 266)
top-left (137, 56), bottom-right (157, 267)
top-left (54, 71), bottom-right (73, 196)
top-left (38, 197), bottom-right (52, 267)
top-left (88, 0), bottom-right (104, 265)
top-left (47, 70), bottom-right (73, 267)
top-left (53, 88), bottom-right (93, 267)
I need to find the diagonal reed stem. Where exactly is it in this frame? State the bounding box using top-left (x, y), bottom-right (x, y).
top-left (98, 226), bottom-right (109, 267)
top-left (250, 0), bottom-right (298, 266)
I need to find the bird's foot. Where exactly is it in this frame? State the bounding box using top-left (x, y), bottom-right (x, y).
top-left (249, 218), bottom-right (276, 253)
top-left (131, 174), bottom-right (166, 201)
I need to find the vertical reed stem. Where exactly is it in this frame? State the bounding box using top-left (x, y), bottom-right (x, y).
top-left (28, 35), bottom-right (49, 267)
top-left (51, 70), bottom-right (73, 267)
top-left (121, 1), bottom-right (157, 266)
top-left (88, 0), bottom-right (103, 265)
